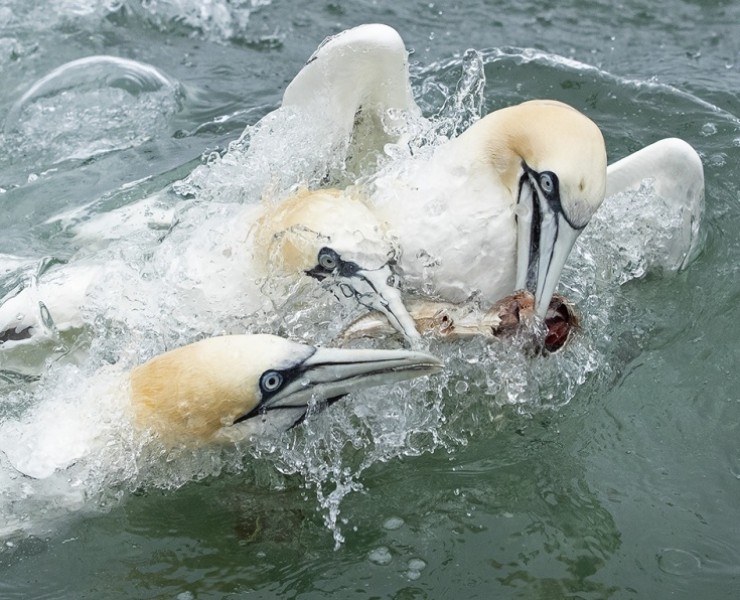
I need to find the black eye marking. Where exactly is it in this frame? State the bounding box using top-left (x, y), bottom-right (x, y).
top-left (259, 370), bottom-right (284, 393)
top-left (305, 247), bottom-right (362, 280)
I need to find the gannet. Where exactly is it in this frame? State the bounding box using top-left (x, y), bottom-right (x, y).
top-left (0, 189), bottom-right (419, 370)
top-left (284, 25), bottom-right (704, 304)
top-left (0, 333), bottom-right (441, 478)
top-left (369, 99), bottom-right (608, 316)
top-left (130, 333), bottom-right (441, 444)
top-left (0, 262), bottom-right (97, 346)
top-left (252, 188), bottom-right (419, 342)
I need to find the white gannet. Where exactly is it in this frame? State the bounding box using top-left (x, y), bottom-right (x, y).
top-left (283, 25), bottom-right (704, 306)
top-left (369, 99), bottom-right (608, 316)
top-left (0, 333), bottom-right (441, 478)
top-left (252, 188), bottom-right (419, 342)
top-left (0, 189), bottom-right (419, 370)
top-left (0, 262), bottom-right (98, 346)
top-left (130, 333), bottom-right (440, 444)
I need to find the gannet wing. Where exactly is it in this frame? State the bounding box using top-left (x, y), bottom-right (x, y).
top-left (281, 24), bottom-right (420, 170)
top-left (605, 138), bottom-right (705, 270)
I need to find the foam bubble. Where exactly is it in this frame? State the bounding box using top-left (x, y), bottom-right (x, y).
top-left (368, 546), bottom-right (393, 565)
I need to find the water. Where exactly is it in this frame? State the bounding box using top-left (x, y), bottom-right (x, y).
top-left (1, 0), bottom-right (739, 598)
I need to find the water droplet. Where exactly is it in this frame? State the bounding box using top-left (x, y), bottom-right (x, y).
top-left (454, 380), bottom-right (469, 394)
top-left (368, 546), bottom-right (392, 565)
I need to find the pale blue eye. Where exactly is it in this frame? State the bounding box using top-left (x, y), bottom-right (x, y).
top-left (318, 248), bottom-right (339, 270)
top-left (540, 173), bottom-right (554, 194)
top-left (260, 370), bottom-right (283, 393)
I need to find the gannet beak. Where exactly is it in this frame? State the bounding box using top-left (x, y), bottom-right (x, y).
top-left (344, 264), bottom-right (422, 345)
top-left (515, 167), bottom-right (584, 318)
top-left (247, 345), bottom-right (441, 416)
top-left (305, 246), bottom-right (421, 345)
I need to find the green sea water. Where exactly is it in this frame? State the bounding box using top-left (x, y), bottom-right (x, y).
top-left (0, 1), bottom-right (739, 598)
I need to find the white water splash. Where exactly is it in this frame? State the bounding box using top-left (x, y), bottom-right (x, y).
top-left (3, 56), bottom-right (182, 174)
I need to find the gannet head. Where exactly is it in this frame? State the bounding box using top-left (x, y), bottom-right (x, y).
top-left (474, 100), bottom-right (607, 316)
top-left (256, 189), bottom-right (421, 344)
top-left (130, 334), bottom-right (441, 443)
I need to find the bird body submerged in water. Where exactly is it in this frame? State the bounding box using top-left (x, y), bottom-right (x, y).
top-left (0, 333), bottom-right (441, 478)
top-left (0, 189), bottom-right (420, 372)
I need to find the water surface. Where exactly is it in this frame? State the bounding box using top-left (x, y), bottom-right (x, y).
top-left (1, 1), bottom-right (739, 598)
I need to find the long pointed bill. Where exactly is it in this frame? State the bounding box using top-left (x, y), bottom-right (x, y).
top-left (264, 348), bottom-right (442, 410)
top-left (516, 175), bottom-right (583, 318)
top-left (232, 345), bottom-right (441, 439)
top-left (342, 264), bottom-right (421, 345)
top-left (264, 345), bottom-right (442, 410)
top-left (531, 217), bottom-right (580, 318)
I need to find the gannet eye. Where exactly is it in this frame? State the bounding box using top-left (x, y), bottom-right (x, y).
top-left (318, 247), bottom-right (339, 271)
top-left (260, 370), bottom-right (284, 393)
top-left (539, 172), bottom-right (556, 195)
